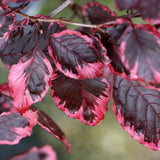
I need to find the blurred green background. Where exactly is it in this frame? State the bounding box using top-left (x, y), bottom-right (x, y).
top-left (0, 0), bottom-right (160, 160)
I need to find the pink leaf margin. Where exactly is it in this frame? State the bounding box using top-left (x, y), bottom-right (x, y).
top-left (0, 110), bottom-right (37, 145)
top-left (119, 24), bottom-right (160, 84)
top-left (8, 50), bottom-right (53, 113)
top-left (48, 29), bottom-right (109, 80)
top-left (113, 103), bottom-right (160, 151)
top-left (50, 74), bottom-right (111, 126)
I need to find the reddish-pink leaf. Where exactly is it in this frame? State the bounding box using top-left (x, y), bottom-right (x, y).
top-left (8, 47), bottom-right (53, 113)
top-left (0, 18), bottom-right (66, 68)
top-left (82, 2), bottom-right (117, 24)
top-left (33, 107), bottom-right (71, 153)
top-left (0, 83), bottom-right (13, 113)
top-left (115, 0), bottom-right (160, 24)
top-left (0, 6), bottom-right (15, 39)
top-left (0, 110), bottom-right (37, 145)
top-left (118, 24), bottom-right (160, 84)
top-left (48, 29), bottom-right (109, 79)
top-left (113, 75), bottom-right (160, 151)
top-left (49, 70), bottom-right (111, 126)
top-left (9, 145), bottom-right (57, 160)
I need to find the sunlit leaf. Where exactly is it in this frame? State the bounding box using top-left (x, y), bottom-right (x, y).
top-left (48, 29), bottom-right (109, 79)
top-left (8, 47), bottom-right (53, 113)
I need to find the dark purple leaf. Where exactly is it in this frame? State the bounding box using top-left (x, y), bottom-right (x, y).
top-left (115, 0), bottom-right (160, 24)
top-left (0, 110), bottom-right (37, 145)
top-left (48, 29), bottom-right (109, 79)
top-left (107, 45), bottom-right (130, 76)
top-left (49, 70), bottom-right (111, 126)
top-left (95, 19), bottom-right (130, 76)
top-left (0, 17), bottom-right (66, 68)
top-left (113, 75), bottom-right (160, 151)
top-left (0, 6), bottom-right (15, 39)
top-left (82, 2), bottom-right (117, 24)
top-left (31, 107), bottom-right (71, 153)
top-left (100, 18), bottom-right (130, 44)
top-left (118, 24), bottom-right (160, 84)
top-left (0, 83), bottom-right (13, 113)
top-left (8, 46), bottom-right (53, 113)
top-left (9, 145), bottom-right (57, 160)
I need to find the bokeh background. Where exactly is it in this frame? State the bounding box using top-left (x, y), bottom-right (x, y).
top-left (0, 0), bottom-right (160, 160)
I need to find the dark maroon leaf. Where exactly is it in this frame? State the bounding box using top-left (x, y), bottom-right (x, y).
top-left (0, 17), bottom-right (66, 68)
top-left (95, 19), bottom-right (130, 76)
top-left (118, 24), bottom-right (160, 84)
top-left (0, 6), bottom-right (15, 39)
top-left (34, 108), bottom-right (71, 153)
top-left (103, 66), bottom-right (113, 86)
top-left (107, 45), bottom-right (130, 76)
top-left (82, 2), bottom-right (117, 24)
top-left (9, 145), bottom-right (57, 160)
top-left (49, 70), bottom-right (111, 126)
top-left (8, 46), bottom-right (53, 113)
top-left (113, 75), bottom-right (160, 151)
top-left (48, 29), bottom-right (109, 79)
top-left (0, 110), bottom-right (37, 145)
top-left (0, 83), bottom-right (13, 113)
top-left (115, 0), bottom-right (160, 24)
top-left (100, 18), bottom-right (130, 44)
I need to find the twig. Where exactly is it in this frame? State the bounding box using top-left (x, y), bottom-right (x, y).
top-left (47, 0), bottom-right (74, 17)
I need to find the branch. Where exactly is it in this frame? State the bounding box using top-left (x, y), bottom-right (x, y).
top-left (47, 0), bottom-right (74, 17)
top-left (15, 10), bottom-right (115, 31)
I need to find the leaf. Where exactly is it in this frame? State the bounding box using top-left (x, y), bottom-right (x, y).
top-left (9, 145), bottom-right (57, 160)
top-left (96, 19), bottom-right (130, 76)
top-left (113, 75), bottom-right (160, 151)
top-left (0, 17), bottom-right (66, 68)
top-left (0, 83), bottom-right (13, 113)
top-left (82, 2), bottom-right (117, 24)
top-left (0, 110), bottom-right (37, 145)
top-left (115, 0), bottom-right (160, 24)
top-left (107, 45), bottom-right (130, 76)
top-left (33, 107), bottom-right (71, 153)
top-left (8, 46), bottom-right (53, 113)
top-left (48, 29), bottom-right (109, 79)
top-left (118, 24), bottom-right (160, 84)
top-left (0, 6), bottom-right (15, 39)
top-left (49, 70), bottom-right (111, 126)
top-left (100, 18), bottom-right (130, 44)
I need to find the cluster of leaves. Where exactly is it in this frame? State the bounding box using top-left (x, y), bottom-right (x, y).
top-left (0, 0), bottom-right (160, 159)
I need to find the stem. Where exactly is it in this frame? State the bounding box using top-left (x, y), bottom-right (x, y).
top-left (47, 0), bottom-right (74, 17)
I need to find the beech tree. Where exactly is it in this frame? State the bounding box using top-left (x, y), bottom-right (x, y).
top-left (0, 0), bottom-right (160, 159)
